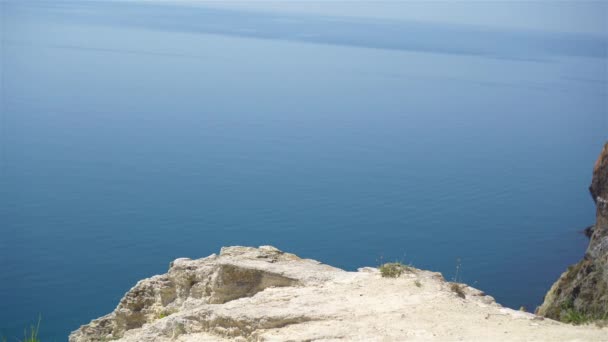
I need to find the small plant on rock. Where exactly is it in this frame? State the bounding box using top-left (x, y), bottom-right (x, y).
top-left (562, 308), bottom-right (589, 325)
top-left (450, 283), bottom-right (466, 299)
top-left (156, 309), bottom-right (177, 320)
top-left (379, 262), bottom-right (410, 278)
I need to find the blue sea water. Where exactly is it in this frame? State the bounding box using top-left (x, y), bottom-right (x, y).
top-left (1, 1), bottom-right (607, 340)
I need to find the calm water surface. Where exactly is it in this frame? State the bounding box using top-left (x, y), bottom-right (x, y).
top-left (1, 1), bottom-right (607, 340)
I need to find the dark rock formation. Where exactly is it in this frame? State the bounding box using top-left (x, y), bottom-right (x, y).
top-left (537, 142), bottom-right (608, 323)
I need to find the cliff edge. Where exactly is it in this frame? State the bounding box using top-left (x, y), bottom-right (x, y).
top-left (537, 142), bottom-right (608, 322)
top-left (70, 246), bottom-right (606, 341)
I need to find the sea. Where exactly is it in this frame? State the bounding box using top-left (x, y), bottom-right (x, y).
top-left (1, 1), bottom-right (607, 340)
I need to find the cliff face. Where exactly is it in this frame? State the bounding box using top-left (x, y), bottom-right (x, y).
top-left (70, 246), bottom-right (606, 342)
top-left (537, 142), bottom-right (608, 322)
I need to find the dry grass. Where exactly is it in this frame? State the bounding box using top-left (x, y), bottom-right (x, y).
top-left (449, 283), bottom-right (466, 299)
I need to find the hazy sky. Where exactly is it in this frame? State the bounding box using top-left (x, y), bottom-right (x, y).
top-left (158, 0), bottom-right (608, 36)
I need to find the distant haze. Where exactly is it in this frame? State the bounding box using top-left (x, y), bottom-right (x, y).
top-left (156, 0), bottom-right (608, 35)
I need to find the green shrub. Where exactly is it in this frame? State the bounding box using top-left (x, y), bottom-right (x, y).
top-left (558, 298), bottom-right (608, 325)
top-left (379, 262), bottom-right (411, 278)
top-left (562, 308), bottom-right (589, 325)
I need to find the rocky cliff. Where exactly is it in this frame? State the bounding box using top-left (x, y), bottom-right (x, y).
top-left (537, 142), bottom-right (608, 322)
top-left (70, 246), bottom-right (606, 341)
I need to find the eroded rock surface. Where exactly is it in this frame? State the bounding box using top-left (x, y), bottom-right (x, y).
top-left (538, 142), bottom-right (608, 322)
top-left (71, 246), bottom-right (606, 341)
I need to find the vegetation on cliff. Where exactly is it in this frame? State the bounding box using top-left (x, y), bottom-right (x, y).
top-left (537, 142), bottom-right (608, 325)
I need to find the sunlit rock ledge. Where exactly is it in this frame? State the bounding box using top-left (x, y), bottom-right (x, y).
top-left (70, 245), bottom-right (606, 342)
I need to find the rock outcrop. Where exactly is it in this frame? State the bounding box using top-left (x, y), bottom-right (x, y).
top-left (71, 246), bottom-right (606, 341)
top-left (537, 142), bottom-right (608, 322)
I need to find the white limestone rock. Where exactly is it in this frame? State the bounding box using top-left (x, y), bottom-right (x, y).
top-left (70, 246), bottom-right (607, 342)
